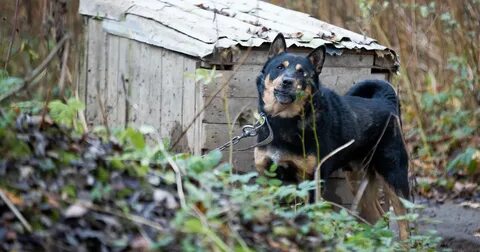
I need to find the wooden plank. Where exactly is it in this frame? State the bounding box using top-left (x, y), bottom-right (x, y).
top-left (105, 34), bottom-right (120, 127)
top-left (124, 41), bottom-right (164, 135)
top-left (232, 49), bottom-right (374, 68)
top-left (77, 17), bottom-right (88, 112)
top-left (160, 50), bottom-right (185, 145)
top-left (231, 49), bottom-right (270, 66)
top-left (114, 37), bottom-right (130, 128)
top-left (326, 53), bottom-right (374, 68)
top-left (146, 43), bottom-right (163, 137)
top-left (202, 65), bottom-right (262, 98)
top-left (138, 43), bottom-right (151, 127)
top-left (203, 97), bottom-right (257, 124)
top-left (126, 39), bottom-right (143, 126)
top-left (182, 57), bottom-right (198, 153)
top-left (85, 19), bottom-right (107, 127)
top-left (194, 62), bottom-right (204, 155)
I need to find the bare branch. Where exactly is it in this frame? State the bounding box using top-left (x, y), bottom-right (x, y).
top-left (0, 34), bottom-right (72, 102)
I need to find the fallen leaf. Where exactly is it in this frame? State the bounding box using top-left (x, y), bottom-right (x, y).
top-left (474, 229), bottom-right (480, 238)
top-left (153, 189), bottom-right (178, 209)
top-left (46, 194), bottom-right (60, 208)
top-left (130, 236), bottom-right (149, 251)
top-left (460, 201), bottom-right (480, 209)
top-left (454, 182), bottom-right (478, 195)
top-left (64, 203), bottom-right (89, 218)
top-left (0, 189), bottom-right (23, 206)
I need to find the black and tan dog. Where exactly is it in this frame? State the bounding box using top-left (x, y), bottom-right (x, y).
top-left (254, 34), bottom-right (410, 239)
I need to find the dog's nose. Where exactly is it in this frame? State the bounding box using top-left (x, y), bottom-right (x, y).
top-left (282, 78), bottom-right (294, 88)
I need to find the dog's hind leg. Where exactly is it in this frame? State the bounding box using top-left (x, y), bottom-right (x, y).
top-left (372, 122), bottom-right (410, 239)
top-left (346, 170), bottom-right (385, 224)
top-left (382, 178), bottom-right (409, 240)
top-left (373, 121), bottom-right (410, 199)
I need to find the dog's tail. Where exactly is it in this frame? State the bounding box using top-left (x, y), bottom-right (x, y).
top-left (346, 79), bottom-right (400, 115)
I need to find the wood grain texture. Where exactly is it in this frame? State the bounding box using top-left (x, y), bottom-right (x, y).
top-left (202, 65), bottom-right (262, 98)
top-left (182, 57), bottom-right (198, 152)
top-left (105, 34), bottom-right (120, 127)
top-left (160, 50), bottom-right (185, 144)
top-left (85, 19), bottom-right (107, 127)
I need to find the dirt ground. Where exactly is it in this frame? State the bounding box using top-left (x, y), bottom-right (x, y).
top-left (417, 198), bottom-right (480, 251)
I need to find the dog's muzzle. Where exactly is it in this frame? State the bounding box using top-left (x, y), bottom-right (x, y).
top-left (274, 89), bottom-right (295, 104)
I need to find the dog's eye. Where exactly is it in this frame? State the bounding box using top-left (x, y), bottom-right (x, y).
top-left (276, 65), bottom-right (284, 70)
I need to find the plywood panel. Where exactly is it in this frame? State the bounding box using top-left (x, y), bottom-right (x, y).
top-left (85, 19), bottom-right (107, 127)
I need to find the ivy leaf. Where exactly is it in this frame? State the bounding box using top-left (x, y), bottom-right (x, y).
top-left (125, 128), bottom-right (146, 150)
top-left (229, 172), bottom-right (258, 183)
top-left (203, 149), bottom-right (222, 168)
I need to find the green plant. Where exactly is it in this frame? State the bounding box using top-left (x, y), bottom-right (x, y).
top-left (48, 98), bottom-right (85, 130)
top-left (447, 147), bottom-right (480, 175)
top-left (0, 103), bottom-right (442, 251)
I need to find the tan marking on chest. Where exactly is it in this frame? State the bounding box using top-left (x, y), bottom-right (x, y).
top-left (254, 147), bottom-right (317, 181)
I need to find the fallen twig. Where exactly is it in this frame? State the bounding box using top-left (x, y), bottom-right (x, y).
top-left (59, 40), bottom-right (70, 98)
top-left (75, 83), bottom-right (89, 133)
top-left (60, 197), bottom-right (166, 232)
top-left (0, 189), bottom-right (32, 232)
top-left (325, 199), bottom-right (370, 225)
top-left (314, 139), bottom-right (355, 203)
top-left (350, 177), bottom-right (369, 214)
top-left (159, 144), bottom-right (187, 210)
top-left (3, 0), bottom-right (20, 70)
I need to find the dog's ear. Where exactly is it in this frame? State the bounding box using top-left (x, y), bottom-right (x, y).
top-left (268, 33), bottom-right (287, 58)
top-left (307, 45), bottom-right (326, 73)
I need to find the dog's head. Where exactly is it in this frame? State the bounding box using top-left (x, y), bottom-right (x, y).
top-left (257, 33), bottom-right (326, 118)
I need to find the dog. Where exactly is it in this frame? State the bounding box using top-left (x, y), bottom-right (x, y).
top-left (254, 34), bottom-right (410, 239)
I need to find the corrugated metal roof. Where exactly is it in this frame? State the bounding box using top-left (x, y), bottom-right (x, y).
top-left (79, 0), bottom-right (397, 62)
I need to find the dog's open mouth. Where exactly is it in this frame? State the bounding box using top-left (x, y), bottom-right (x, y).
top-left (274, 89), bottom-right (295, 104)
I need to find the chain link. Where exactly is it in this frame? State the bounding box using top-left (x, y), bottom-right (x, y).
top-left (215, 113), bottom-right (270, 152)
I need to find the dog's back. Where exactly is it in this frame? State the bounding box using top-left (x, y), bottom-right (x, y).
top-left (346, 80), bottom-right (399, 111)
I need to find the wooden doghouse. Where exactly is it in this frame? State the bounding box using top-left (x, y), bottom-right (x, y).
top-left (78, 0), bottom-right (398, 206)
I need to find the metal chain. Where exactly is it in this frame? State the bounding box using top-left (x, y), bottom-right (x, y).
top-left (215, 113), bottom-right (272, 152)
